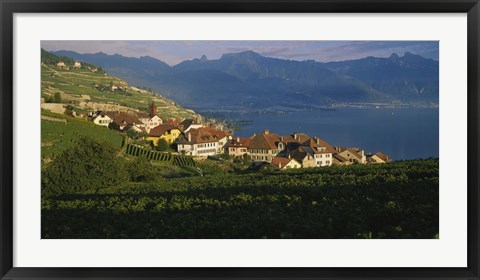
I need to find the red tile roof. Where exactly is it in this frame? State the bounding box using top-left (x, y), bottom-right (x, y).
top-left (271, 156), bottom-right (294, 168)
top-left (107, 112), bottom-right (142, 126)
top-left (248, 133), bottom-right (283, 150)
top-left (292, 133), bottom-right (310, 143)
top-left (333, 154), bottom-right (348, 162)
top-left (199, 127), bottom-right (228, 139)
top-left (227, 137), bottom-right (251, 148)
top-left (176, 128), bottom-right (223, 144)
top-left (149, 124), bottom-right (177, 137)
top-left (303, 138), bottom-right (335, 154)
top-left (165, 118), bottom-right (181, 126)
top-left (375, 152), bottom-right (391, 162)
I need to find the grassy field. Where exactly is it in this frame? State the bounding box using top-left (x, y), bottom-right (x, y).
top-left (41, 111), bottom-right (124, 159)
top-left (42, 158), bottom-right (439, 239)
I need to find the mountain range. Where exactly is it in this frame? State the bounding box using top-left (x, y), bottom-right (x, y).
top-left (53, 50), bottom-right (439, 111)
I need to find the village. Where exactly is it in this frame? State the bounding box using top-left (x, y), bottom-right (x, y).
top-left (87, 101), bottom-right (392, 170)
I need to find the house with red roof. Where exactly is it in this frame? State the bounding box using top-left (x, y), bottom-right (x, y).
top-left (102, 111), bottom-right (145, 132)
top-left (367, 152), bottom-right (392, 164)
top-left (271, 156), bottom-right (301, 170)
top-left (247, 130), bottom-right (285, 163)
top-left (226, 137), bottom-right (251, 157)
top-left (335, 146), bottom-right (367, 164)
top-left (175, 127), bottom-right (226, 157)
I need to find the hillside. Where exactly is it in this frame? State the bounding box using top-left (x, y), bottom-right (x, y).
top-left (41, 110), bottom-right (124, 160)
top-left (41, 49), bottom-right (201, 120)
top-left (53, 50), bottom-right (439, 112)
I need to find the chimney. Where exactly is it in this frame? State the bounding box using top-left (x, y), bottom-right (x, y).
top-left (237, 137), bottom-right (240, 142)
top-left (316, 138), bottom-right (321, 145)
top-left (188, 132), bottom-right (192, 142)
top-left (279, 163), bottom-right (282, 168)
top-left (294, 133), bottom-right (298, 140)
top-left (264, 129), bottom-right (269, 135)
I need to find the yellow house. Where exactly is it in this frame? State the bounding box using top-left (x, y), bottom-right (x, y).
top-left (147, 124), bottom-right (181, 145)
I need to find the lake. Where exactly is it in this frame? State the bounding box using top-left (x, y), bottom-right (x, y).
top-left (225, 108), bottom-right (439, 161)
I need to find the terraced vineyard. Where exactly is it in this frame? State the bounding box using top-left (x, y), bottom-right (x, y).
top-left (41, 49), bottom-right (200, 120)
top-left (125, 143), bottom-right (196, 167)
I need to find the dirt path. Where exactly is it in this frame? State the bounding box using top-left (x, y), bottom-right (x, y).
top-left (41, 115), bottom-right (67, 123)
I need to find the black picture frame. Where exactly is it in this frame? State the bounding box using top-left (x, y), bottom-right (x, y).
top-left (1, 1), bottom-right (479, 279)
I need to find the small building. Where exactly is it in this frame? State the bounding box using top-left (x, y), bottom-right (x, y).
top-left (332, 154), bottom-right (350, 166)
top-left (179, 119), bottom-right (203, 132)
top-left (287, 147), bottom-right (316, 168)
top-left (56, 61), bottom-right (66, 68)
top-left (303, 137), bottom-right (335, 167)
top-left (335, 147), bottom-right (367, 164)
top-left (226, 137), bottom-right (251, 157)
top-left (138, 112), bottom-right (163, 133)
top-left (147, 115), bottom-right (163, 131)
top-left (107, 112), bottom-right (145, 132)
top-left (367, 152), bottom-right (392, 164)
top-left (248, 130), bottom-right (285, 163)
top-left (73, 61), bottom-right (81, 68)
top-left (91, 113), bottom-right (112, 127)
top-left (271, 156), bottom-right (301, 170)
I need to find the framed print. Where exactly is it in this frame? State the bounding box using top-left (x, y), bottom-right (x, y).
top-left (1, 0), bottom-right (479, 279)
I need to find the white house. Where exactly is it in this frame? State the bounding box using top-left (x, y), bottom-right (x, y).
top-left (74, 61), bottom-right (81, 68)
top-left (147, 115), bottom-right (163, 131)
top-left (301, 138), bottom-right (335, 167)
top-left (175, 128), bottom-right (222, 157)
top-left (91, 114), bottom-right (112, 127)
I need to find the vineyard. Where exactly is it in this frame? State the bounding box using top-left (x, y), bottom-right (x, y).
top-left (42, 158), bottom-right (439, 239)
top-left (125, 143), bottom-right (196, 167)
top-left (41, 111), bottom-right (124, 159)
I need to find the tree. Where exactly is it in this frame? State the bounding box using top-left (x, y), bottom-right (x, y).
top-left (126, 156), bottom-right (161, 182)
top-left (42, 136), bottom-right (128, 197)
top-left (155, 138), bottom-right (170, 151)
top-left (53, 92), bottom-right (62, 103)
top-left (127, 128), bottom-right (139, 139)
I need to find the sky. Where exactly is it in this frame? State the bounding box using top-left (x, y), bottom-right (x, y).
top-left (41, 41), bottom-right (439, 66)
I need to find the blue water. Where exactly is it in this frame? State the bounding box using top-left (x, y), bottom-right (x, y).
top-left (227, 108), bottom-right (439, 161)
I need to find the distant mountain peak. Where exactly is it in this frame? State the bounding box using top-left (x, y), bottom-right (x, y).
top-left (200, 55), bottom-right (208, 61)
top-left (389, 53), bottom-right (400, 60)
top-left (222, 50), bottom-right (261, 59)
